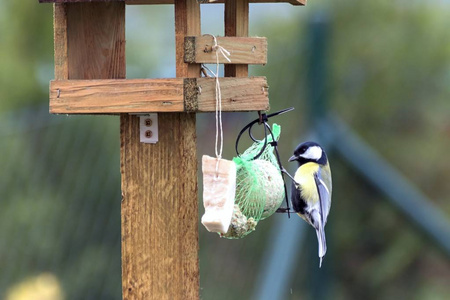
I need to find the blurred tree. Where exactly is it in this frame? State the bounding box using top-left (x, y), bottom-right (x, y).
top-left (0, 1), bottom-right (53, 110)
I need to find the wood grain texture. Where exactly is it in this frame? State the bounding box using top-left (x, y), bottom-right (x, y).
top-left (53, 2), bottom-right (126, 80)
top-left (41, 0), bottom-right (307, 6)
top-left (54, 4), bottom-right (69, 79)
top-left (49, 77), bottom-right (268, 113)
top-left (175, 0), bottom-right (201, 78)
top-left (66, 3), bottom-right (125, 79)
top-left (224, 0), bottom-right (249, 77)
top-left (121, 113), bottom-right (198, 300)
top-left (121, 0), bottom-right (200, 299)
top-left (184, 36), bottom-right (267, 65)
top-left (196, 77), bottom-right (269, 111)
top-left (173, 2), bottom-right (200, 298)
top-left (50, 79), bottom-right (185, 113)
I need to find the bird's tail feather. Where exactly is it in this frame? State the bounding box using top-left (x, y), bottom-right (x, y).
top-left (314, 220), bottom-right (327, 268)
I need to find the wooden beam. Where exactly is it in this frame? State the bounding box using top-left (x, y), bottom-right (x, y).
top-left (224, 0), bottom-right (249, 77)
top-left (175, 0), bottom-right (201, 78)
top-left (54, 4), bottom-right (69, 79)
top-left (50, 79), bottom-right (184, 113)
top-left (41, 0), bottom-right (307, 6)
top-left (120, 113), bottom-right (199, 300)
top-left (184, 36), bottom-right (267, 65)
top-left (194, 77), bottom-right (269, 112)
top-left (121, 0), bottom-right (200, 299)
top-left (49, 77), bottom-right (269, 113)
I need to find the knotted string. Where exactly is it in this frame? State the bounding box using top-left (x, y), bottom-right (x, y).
top-left (201, 34), bottom-right (231, 178)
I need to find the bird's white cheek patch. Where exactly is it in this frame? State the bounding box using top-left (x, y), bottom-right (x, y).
top-left (300, 146), bottom-right (322, 160)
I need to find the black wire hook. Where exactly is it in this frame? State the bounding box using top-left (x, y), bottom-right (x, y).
top-left (235, 107), bottom-right (295, 218)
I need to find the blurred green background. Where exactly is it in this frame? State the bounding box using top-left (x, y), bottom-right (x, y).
top-left (1, 0), bottom-right (449, 299)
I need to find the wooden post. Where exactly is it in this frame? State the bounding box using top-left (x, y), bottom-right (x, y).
top-left (224, 0), bottom-right (249, 77)
top-left (121, 0), bottom-right (200, 299)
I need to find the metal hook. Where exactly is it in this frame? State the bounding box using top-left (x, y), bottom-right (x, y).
top-left (235, 107), bottom-right (295, 158)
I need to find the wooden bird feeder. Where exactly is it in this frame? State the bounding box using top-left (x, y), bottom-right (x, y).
top-left (38, 0), bottom-right (306, 298)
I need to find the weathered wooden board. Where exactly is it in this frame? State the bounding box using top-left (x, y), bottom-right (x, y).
top-left (184, 36), bottom-right (267, 65)
top-left (50, 79), bottom-right (184, 113)
top-left (127, 0), bottom-right (306, 5)
top-left (49, 77), bottom-right (269, 113)
top-left (225, 0), bottom-right (249, 77)
top-left (53, 3), bottom-right (126, 78)
top-left (121, 113), bottom-right (199, 300)
top-left (121, 0), bottom-right (200, 298)
top-left (41, 0), bottom-right (307, 6)
top-left (54, 4), bottom-right (68, 79)
top-left (194, 77), bottom-right (269, 112)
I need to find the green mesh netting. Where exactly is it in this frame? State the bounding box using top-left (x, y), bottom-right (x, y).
top-left (220, 124), bottom-right (285, 239)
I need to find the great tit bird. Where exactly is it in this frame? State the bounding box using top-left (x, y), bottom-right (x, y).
top-left (289, 141), bottom-right (332, 267)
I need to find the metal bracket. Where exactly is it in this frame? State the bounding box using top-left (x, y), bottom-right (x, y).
top-left (138, 114), bottom-right (158, 144)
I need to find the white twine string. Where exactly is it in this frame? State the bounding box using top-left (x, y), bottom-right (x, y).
top-left (202, 35), bottom-right (231, 178)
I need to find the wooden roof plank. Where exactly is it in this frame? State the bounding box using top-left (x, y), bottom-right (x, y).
top-left (39, 0), bottom-right (306, 6)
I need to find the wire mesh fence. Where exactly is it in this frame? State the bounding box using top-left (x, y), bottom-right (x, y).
top-left (0, 106), bottom-right (122, 299)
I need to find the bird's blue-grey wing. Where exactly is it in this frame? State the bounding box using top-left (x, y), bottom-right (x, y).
top-left (314, 166), bottom-right (332, 224)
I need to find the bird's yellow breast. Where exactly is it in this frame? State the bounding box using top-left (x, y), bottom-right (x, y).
top-left (294, 162), bottom-right (320, 204)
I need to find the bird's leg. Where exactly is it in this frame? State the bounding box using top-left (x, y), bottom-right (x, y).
top-left (281, 168), bottom-right (300, 187)
top-left (276, 207), bottom-right (292, 213)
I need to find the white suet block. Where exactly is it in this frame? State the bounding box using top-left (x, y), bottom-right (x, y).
top-left (201, 155), bottom-right (236, 234)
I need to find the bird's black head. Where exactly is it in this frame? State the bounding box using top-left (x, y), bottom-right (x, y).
top-left (288, 141), bottom-right (328, 165)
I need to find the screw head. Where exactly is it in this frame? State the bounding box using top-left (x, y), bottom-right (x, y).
top-left (144, 118), bottom-right (153, 127)
top-left (145, 130), bottom-right (153, 138)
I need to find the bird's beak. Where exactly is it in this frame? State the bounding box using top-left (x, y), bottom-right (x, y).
top-left (288, 155), bottom-right (297, 162)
